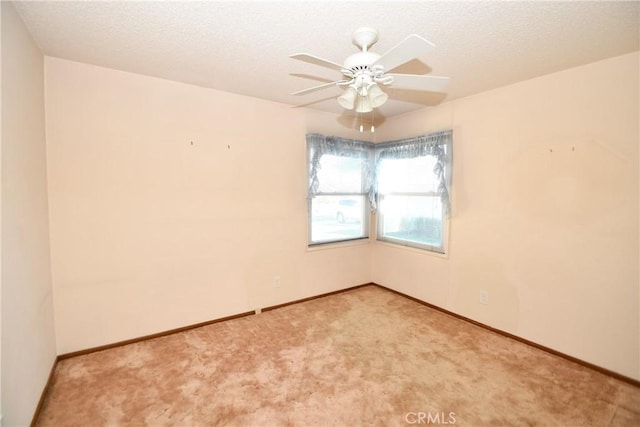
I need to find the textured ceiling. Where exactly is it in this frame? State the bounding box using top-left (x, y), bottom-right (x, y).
top-left (13, 1), bottom-right (640, 120)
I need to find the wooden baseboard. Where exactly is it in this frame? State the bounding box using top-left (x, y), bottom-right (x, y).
top-left (372, 282), bottom-right (640, 388)
top-left (30, 355), bottom-right (59, 427)
top-left (58, 310), bottom-right (255, 360)
top-left (262, 283), bottom-right (372, 312)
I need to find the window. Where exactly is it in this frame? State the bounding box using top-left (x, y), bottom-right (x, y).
top-left (375, 131), bottom-right (452, 253)
top-left (307, 135), bottom-right (373, 245)
top-left (306, 131), bottom-right (451, 251)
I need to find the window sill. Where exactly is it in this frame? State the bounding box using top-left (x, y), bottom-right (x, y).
top-left (306, 237), bottom-right (371, 252)
top-left (374, 239), bottom-right (449, 259)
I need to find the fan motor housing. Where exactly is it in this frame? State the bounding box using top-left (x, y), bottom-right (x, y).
top-left (343, 52), bottom-right (381, 70)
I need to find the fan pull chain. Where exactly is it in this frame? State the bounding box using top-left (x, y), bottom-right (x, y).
top-left (370, 109), bottom-right (375, 133)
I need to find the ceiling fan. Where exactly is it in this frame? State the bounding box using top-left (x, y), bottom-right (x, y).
top-left (290, 27), bottom-right (450, 113)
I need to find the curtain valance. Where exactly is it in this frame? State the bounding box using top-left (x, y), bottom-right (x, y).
top-left (307, 134), bottom-right (375, 204)
top-left (372, 130), bottom-right (452, 213)
top-left (307, 130), bottom-right (452, 214)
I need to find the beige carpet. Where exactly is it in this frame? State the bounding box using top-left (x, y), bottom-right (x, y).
top-left (37, 285), bottom-right (639, 426)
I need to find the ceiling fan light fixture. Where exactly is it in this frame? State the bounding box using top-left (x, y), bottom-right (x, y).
top-left (291, 27), bottom-right (450, 129)
top-left (337, 86), bottom-right (357, 110)
top-left (355, 96), bottom-right (373, 113)
top-left (368, 83), bottom-right (388, 108)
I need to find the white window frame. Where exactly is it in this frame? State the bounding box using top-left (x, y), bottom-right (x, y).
top-left (374, 132), bottom-right (452, 254)
top-left (305, 131), bottom-right (451, 251)
top-left (376, 191), bottom-right (447, 253)
top-left (306, 135), bottom-right (373, 247)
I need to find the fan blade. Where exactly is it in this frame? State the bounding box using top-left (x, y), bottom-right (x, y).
top-left (387, 74), bottom-right (450, 92)
top-left (372, 34), bottom-right (435, 72)
top-left (290, 53), bottom-right (345, 72)
top-left (291, 80), bottom-right (347, 96)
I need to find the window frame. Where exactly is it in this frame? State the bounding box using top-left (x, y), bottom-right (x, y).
top-left (306, 135), bottom-right (373, 247)
top-left (307, 193), bottom-right (369, 247)
top-left (373, 132), bottom-right (452, 254)
top-left (306, 131), bottom-right (451, 251)
top-left (376, 191), bottom-right (447, 254)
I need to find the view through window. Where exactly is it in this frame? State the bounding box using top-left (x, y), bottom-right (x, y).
top-left (377, 155), bottom-right (446, 252)
top-left (309, 154), bottom-right (368, 244)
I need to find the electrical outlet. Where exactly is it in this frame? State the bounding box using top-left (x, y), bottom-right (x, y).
top-left (479, 290), bottom-right (489, 305)
top-left (273, 276), bottom-right (281, 288)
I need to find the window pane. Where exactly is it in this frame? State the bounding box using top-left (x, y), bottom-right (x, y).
top-left (316, 155), bottom-right (363, 193)
top-left (379, 195), bottom-right (443, 250)
top-left (378, 156), bottom-right (439, 194)
top-left (310, 195), bottom-right (367, 244)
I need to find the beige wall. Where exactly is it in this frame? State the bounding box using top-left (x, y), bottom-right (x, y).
top-left (1, 2), bottom-right (58, 425)
top-left (373, 52), bottom-right (639, 380)
top-left (45, 57), bottom-right (372, 355)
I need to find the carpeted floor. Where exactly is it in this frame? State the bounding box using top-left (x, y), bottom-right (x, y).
top-left (38, 285), bottom-right (639, 426)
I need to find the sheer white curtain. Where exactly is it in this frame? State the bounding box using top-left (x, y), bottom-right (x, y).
top-left (306, 134), bottom-right (375, 207)
top-left (372, 130), bottom-right (453, 214)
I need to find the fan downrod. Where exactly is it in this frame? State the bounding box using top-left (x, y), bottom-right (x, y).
top-left (352, 27), bottom-right (378, 52)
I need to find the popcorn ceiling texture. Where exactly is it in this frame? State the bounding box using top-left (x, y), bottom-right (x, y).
top-left (13, 1), bottom-right (639, 118)
top-left (37, 286), bottom-right (639, 426)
